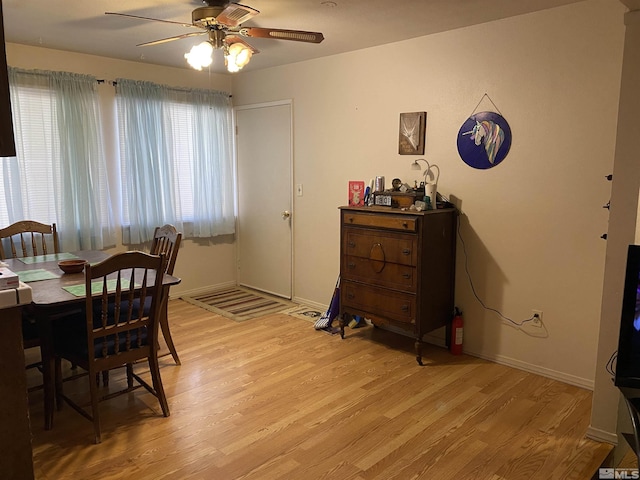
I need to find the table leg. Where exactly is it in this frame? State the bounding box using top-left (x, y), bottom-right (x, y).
top-left (36, 312), bottom-right (55, 430)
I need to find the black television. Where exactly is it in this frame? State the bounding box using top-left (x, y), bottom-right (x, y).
top-left (615, 244), bottom-right (640, 389)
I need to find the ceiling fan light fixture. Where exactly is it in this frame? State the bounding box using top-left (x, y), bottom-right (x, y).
top-left (185, 41), bottom-right (214, 70)
top-left (225, 42), bottom-right (252, 73)
top-left (106, 1), bottom-right (324, 72)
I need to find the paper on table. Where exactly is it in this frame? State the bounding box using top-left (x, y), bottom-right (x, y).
top-left (63, 278), bottom-right (135, 297)
top-left (19, 253), bottom-right (78, 264)
top-left (17, 269), bottom-right (60, 283)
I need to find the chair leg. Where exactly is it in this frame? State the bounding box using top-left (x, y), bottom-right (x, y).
top-left (126, 364), bottom-right (134, 390)
top-left (94, 370), bottom-right (109, 386)
top-left (160, 310), bottom-right (181, 365)
top-left (148, 354), bottom-right (170, 417)
top-left (88, 370), bottom-right (101, 444)
top-left (159, 299), bottom-right (180, 365)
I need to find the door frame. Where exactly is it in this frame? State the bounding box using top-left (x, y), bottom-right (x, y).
top-left (233, 100), bottom-right (294, 299)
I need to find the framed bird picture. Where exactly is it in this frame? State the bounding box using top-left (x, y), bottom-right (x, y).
top-left (398, 111), bottom-right (426, 155)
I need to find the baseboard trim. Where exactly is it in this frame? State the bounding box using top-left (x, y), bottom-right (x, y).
top-left (463, 348), bottom-right (594, 391)
top-left (291, 296), bottom-right (326, 312)
top-left (174, 289), bottom-right (594, 391)
top-left (173, 281), bottom-right (236, 300)
top-left (586, 426), bottom-right (618, 445)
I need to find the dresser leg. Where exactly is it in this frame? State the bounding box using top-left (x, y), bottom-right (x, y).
top-left (415, 340), bottom-right (424, 366)
top-left (339, 313), bottom-right (348, 339)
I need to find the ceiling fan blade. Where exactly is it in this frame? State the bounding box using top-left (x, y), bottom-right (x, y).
top-left (137, 32), bottom-right (207, 47)
top-left (225, 35), bottom-right (260, 54)
top-left (105, 12), bottom-right (197, 29)
top-left (239, 27), bottom-right (324, 44)
top-left (217, 3), bottom-right (259, 27)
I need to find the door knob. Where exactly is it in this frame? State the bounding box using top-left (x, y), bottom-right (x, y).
top-left (282, 210), bottom-right (291, 219)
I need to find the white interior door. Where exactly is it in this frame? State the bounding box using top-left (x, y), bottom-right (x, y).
top-left (235, 102), bottom-right (292, 298)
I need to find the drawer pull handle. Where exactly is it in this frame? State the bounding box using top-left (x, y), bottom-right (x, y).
top-left (402, 273), bottom-right (411, 279)
top-left (348, 217), bottom-right (354, 223)
top-left (402, 249), bottom-right (411, 255)
top-left (347, 292), bottom-right (355, 299)
top-left (348, 241), bottom-right (356, 248)
top-left (402, 222), bottom-right (408, 228)
top-left (401, 304), bottom-right (409, 312)
top-left (348, 262), bottom-right (356, 269)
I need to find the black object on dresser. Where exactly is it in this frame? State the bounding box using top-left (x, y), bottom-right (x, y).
top-left (339, 205), bottom-right (457, 365)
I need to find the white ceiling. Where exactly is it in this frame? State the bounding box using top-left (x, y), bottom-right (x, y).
top-left (3, 0), bottom-right (585, 74)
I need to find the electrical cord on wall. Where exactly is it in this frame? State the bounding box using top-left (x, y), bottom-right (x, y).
top-left (456, 213), bottom-right (547, 336)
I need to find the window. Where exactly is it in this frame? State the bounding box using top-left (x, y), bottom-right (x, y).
top-left (1, 68), bottom-right (115, 251)
top-left (116, 79), bottom-right (235, 244)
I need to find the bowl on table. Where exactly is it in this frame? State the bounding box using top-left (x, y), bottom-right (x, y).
top-left (58, 259), bottom-right (87, 274)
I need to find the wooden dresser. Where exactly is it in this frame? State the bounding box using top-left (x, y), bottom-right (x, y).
top-left (339, 205), bottom-right (457, 365)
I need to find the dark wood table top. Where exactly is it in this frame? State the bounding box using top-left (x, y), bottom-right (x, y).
top-left (3, 250), bottom-right (180, 308)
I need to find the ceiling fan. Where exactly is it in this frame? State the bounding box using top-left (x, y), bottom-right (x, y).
top-left (106, 0), bottom-right (325, 72)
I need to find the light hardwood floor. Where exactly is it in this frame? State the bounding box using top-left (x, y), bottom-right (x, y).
top-left (26, 299), bottom-right (613, 480)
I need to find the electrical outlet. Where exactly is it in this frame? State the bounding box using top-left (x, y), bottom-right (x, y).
top-left (531, 310), bottom-right (543, 327)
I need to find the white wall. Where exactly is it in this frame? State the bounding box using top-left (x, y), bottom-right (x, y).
top-left (591, 6), bottom-right (640, 444)
top-left (231, 0), bottom-right (625, 388)
top-left (5, 43), bottom-right (238, 296)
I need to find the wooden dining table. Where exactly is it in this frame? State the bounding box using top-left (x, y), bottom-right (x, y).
top-left (4, 250), bottom-right (181, 431)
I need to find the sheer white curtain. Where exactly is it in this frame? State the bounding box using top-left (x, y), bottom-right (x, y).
top-left (116, 79), bottom-right (235, 244)
top-left (1, 68), bottom-right (115, 251)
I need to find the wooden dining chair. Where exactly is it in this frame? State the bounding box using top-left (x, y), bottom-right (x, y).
top-left (98, 224), bottom-right (182, 388)
top-left (150, 224), bottom-right (182, 365)
top-left (0, 220), bottom-right (59, 260)
top-left (0, 221), bottom-right (60, 379)
top-left (53, 251), bottom-right (170, 444)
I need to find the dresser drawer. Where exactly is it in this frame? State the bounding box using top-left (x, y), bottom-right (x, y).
top-left (342, 211), bottom-right (417, 232)
top-left (342, 281), bottom-right (416, 324)
top-left (342, 255), bottom-right (417, 291)
top-left (343, 229), bottom-right (417, 266)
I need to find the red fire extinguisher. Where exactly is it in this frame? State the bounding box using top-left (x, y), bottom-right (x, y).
top-left (450, 307), bottom-right (463, 355)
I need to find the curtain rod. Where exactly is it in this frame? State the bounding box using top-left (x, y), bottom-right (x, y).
top-left (96, 78), bottom-right (231, 97)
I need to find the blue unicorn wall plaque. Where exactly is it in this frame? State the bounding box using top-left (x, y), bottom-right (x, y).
top-left (457, 111), bottom-right (512, 169)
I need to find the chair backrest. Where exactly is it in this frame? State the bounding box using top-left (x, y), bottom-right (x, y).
top-left (0, 220), bottom-right (60, 260)
top-left (85, 251), bottom-right (166, 367)
top-left (150, 224), bottom-right (182, 275)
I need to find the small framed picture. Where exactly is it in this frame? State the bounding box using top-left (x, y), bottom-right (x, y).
top-left (348, 181), bottom-right (365, 206)
top-left (399, 111), bottom-right (426, 155)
